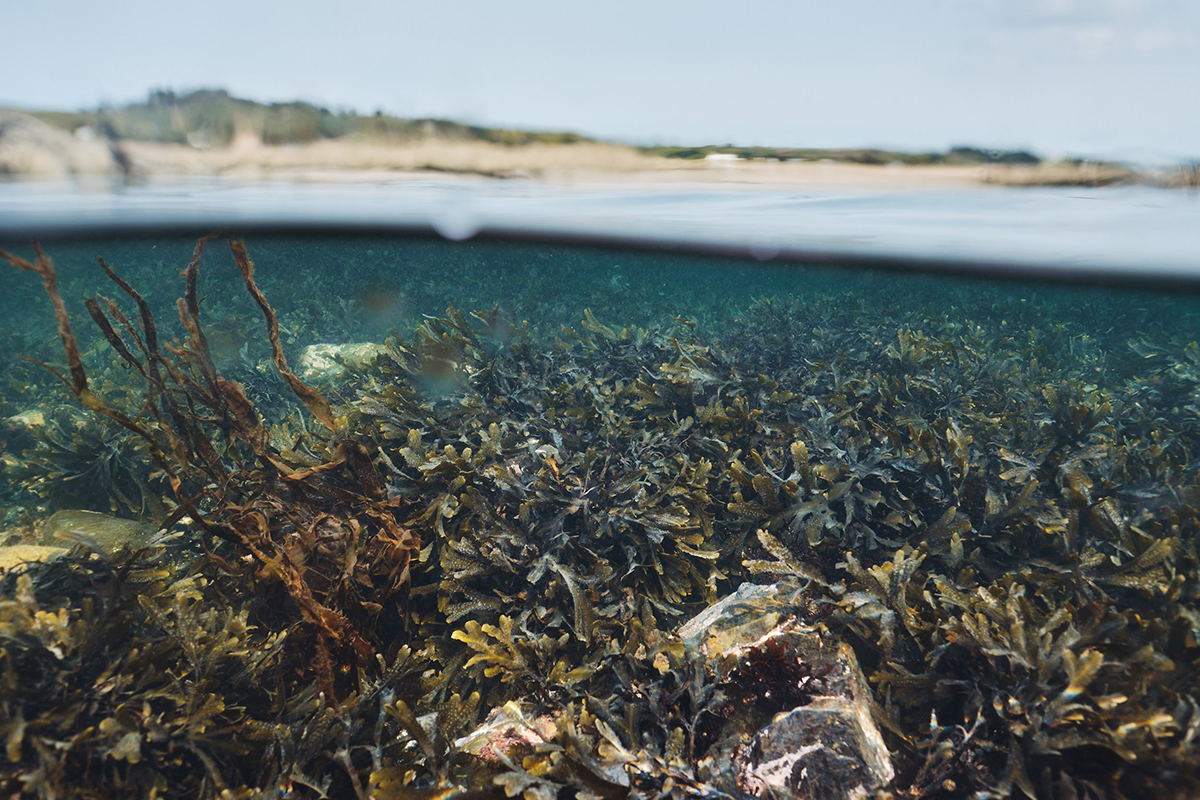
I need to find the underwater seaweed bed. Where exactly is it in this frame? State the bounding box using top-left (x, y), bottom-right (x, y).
top-left (0, 234), bottom-right (1198, 798)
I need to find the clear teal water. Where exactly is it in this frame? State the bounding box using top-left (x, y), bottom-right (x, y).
top-left (4, 231), bottom-right (1196, 506)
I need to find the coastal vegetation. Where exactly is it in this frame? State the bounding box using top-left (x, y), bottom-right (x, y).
top-left (26, 89), bottom-right (594, 149)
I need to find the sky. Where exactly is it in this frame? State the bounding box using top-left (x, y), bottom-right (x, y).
top-left (4, 0), bottom-right (1198, 160)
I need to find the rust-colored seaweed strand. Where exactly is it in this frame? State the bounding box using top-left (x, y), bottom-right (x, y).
top-left (1, 243), bottom-right (157, 444)
top-left (0, 240), bottom-right (240, 545)
top-left (228, 236), bottom-right (337, 431)
top-left (167, 234), bottom-right (274, 458)
top-left (94, 255), bottom-right (221, 478)
top-left (177, 232), bottom-right (222, 399)
top-left (96, 256), bottom-right (212, 471)
top-left (94, 292), bottom-right (192, 457)
top-left (238, 508), bottom-right (374, 702)
top-left (2, 243), bottom-right (91, 399)
top-left (100, 296), bottom-right (150, 366)
top-left (98, 256), bottom-right (162, 381)
top-left (216, 375), bottom-right (268, 453)
top-left (84, 297), bottom-right (150, 381)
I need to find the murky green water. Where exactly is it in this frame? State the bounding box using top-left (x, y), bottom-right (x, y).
top-left (1, 233), bottom-right (1198, 798)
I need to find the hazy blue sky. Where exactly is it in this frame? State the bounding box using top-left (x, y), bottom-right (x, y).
top-left (5, 0), bottom-right (1198, 159)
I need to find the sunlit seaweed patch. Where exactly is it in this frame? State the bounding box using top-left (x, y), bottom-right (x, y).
top-left (0, 237), bottom-right (1197, 798)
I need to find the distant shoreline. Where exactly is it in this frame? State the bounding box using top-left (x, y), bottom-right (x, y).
top-left (4, 91), bottom-right (1186, 190)
top-left (6, 134), bottom-right (1140, 191)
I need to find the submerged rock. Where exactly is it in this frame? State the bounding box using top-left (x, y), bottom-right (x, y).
top-left (739, 692), bottom-right (893, 800)
top-left (3, 408), bottom-right (45, 469)
top-left (40, 510), bottom-right (157, 554)
top-left (0, 544), bottom-right (67, 571)
top-left (298, 342), bottom-right (387, 381)
top-left (678, 580), bottom-right (788, 653)
top-left (5, 409), bottom-right (45, 430)
top-left (456, 702), bottom-right (562, 765)
top-left (451, 582), bottom-right (895, 800)
top-left (685, 581), bottom-right (894, 800)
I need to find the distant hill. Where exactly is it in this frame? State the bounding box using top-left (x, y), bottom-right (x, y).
top-left (29, 89), bottom-right (594, 149)
top-left (25, 89), bottom-right (1050, 166)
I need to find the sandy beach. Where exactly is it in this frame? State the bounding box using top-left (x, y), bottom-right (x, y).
top-left (117, 138), bottom-right (1131, 190)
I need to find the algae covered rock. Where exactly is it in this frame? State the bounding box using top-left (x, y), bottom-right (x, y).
top-left (683, 581), bottom-right (894, 800)
top-left (736, 673), bottom-right (894, 800)
top-left (0, 544), bottom-right (67, 571)
top-left (5, 409), bottom-right (45, 431)
top-left (678, 580), bottom-right (788, 654)
top-left (40, 509), bottom-right (157, 553)
top-left (298, 342), bottom-right (387, 381)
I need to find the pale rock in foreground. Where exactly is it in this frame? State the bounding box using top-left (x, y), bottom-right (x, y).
top-left (682, 581), bottom-right (895, 800)
top-left (455, 582), bottom-right (894, 800)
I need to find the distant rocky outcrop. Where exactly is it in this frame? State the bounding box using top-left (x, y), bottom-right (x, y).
top-left (0, 110), bottom-right (121, 176)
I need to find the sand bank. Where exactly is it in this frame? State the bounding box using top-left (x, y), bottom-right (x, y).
top-left (118, 139), bottom-right (1132, 191)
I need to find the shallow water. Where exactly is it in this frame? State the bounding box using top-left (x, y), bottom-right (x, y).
top-left (1, 210), bottom-right (1199, 796)
top-left (2, 231), bottom-right (1195, 430)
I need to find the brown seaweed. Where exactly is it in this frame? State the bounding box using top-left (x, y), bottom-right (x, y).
top-left (1, 237), bottom-right (1199, 798)
top-left (2, 239), bottom-right (420, 703)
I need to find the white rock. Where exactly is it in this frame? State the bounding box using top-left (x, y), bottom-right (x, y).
top-left (683, 581), bottom-right (895, 800)
top-left (5, 409), bottom-right (45, 429)
top-left (0, 111), bottom-right (121, 176)
top-left (297, 342), bottom-right (387, 381)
